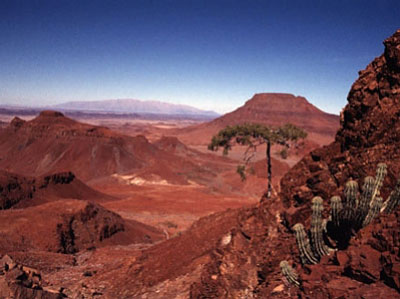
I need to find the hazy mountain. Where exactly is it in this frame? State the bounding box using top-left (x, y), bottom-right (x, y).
top-left (51, 99), bottom-right (219, 117)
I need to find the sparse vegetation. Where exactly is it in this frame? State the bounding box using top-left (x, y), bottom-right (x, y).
top-left (208, 123), bottom-right (307, 198)
top-left (236, 165), bottom-right (246, 181)
top-left (279, 148), bottom-right (288, 159)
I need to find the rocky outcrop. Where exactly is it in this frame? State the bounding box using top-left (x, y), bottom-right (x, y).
top-left (0, 200), bottom-right (124, 254)
top-left (337, 31), bottom-right (400, 151)
top-left (0, 170), bottom-right (113, 209)
top-left (0, 171), bottom-right (35, 209)
top-left (280, 29), bottom-right (400, 227)
top-left (0, 254), bottom-right (66, 298)
top-left (55, 200), bottom-right (125, 254)
top-left (9, 117), bottom-right (26, 131)
top-left (38, 171), bottom-right (75, 188)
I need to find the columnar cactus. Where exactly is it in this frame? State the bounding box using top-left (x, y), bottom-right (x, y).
top-left (280, 260), bottom-right (300, 287)
top-left (355, 176), bottom-right (375, 228)
top-left (321, 218), bottom-right (328, 234)
top-left (371, 163), bottom-right (387, 206)
top-left (363, 196), bottom-right (383, 227)
top-left (330, 196), bottom-right (342, 228)
top-left (383, 178), bottom-right (400, 214)
top-left (310, 197), bottom-right (331, 258)
top-left (293, 223), bottom-right (318, 265)
top-left (344, 180), bottom-right (359, 208)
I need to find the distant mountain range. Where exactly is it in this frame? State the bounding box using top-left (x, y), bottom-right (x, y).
top-left (50, 99), bottom-right (219, 117)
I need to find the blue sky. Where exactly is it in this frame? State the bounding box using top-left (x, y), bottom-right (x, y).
top-left (0, 1), bottom-right (399, 114)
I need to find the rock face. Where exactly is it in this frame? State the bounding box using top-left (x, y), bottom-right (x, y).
top-left (190, 29), bottom-right (400, 298)
top-left (337, 30), bottom-right (400, 151)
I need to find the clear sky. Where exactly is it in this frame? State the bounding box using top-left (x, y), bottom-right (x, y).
top-left (0, 0), bottom-right (399, 114)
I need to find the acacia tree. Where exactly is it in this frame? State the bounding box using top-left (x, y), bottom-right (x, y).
top-left (208, 123), bottom-right (307, 198)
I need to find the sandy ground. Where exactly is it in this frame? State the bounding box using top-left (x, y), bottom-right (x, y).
top-left (92, 179), bottom-right (259, 238)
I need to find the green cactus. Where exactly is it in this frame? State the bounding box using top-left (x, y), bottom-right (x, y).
top-left (330, 196), bottom-right (342, 228)
top-left (293, 223), bottom-right (318, 265)
top-left (338, 206), bottom-right (355, 228)
top-left (363, 196), bottom-right (383, 227)
top-left (280, 260), bottom-right (300, 287)
top-left (355, 176), bottom-right (375, 228)
top-left (344, 180), bottom-right (359, 209)
top-left (383, 178), bottom-right (400, 214)
top-left (310, 197), bottom-right (331, 258)
top-left (370, 163), bottom-right (387, 206)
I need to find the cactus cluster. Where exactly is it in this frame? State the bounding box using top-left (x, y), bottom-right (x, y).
top-left (280, 163), bottom-right (400, 286)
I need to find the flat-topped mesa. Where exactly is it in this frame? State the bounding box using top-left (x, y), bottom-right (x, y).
top-left (243, 93), bottom-right (326, 115)
top-left (29, 110), bottom-right (76, 128)
top-left (244, 93), bottom-right (302, 105)
top-left (208, 92), bottom-right (340, 139)
top-left (38, 110), bottom-right (65, 117)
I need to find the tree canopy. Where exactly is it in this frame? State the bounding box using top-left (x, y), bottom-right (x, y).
top-left (208, 123), bottom-right (307, 198)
